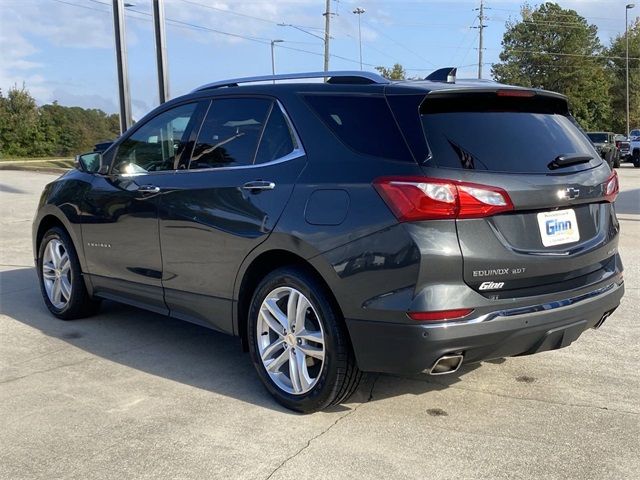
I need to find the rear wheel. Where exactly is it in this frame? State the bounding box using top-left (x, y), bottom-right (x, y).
top-left (633, 150), bottom-right (640, 168)
top-left (247, 266), bottom-right (362, 413)
top-left (37, 227), bottom-right (100, 319)
top-left (613, 151), bottom-right (620, 168)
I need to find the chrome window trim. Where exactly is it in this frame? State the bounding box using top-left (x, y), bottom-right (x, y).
top-left (419, 281), bottom-right (620, 329)
top-left (116, 98), bottom-right (305, 178)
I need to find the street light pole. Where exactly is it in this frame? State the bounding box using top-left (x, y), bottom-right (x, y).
top-left (271, 39), bottom-right (284, 82)
top-left (112, 0), bottom-right (132, 133)
top-left (626, 4), bottom-right (635, 138)
top-left (353, 7), bottom-right (365, 70)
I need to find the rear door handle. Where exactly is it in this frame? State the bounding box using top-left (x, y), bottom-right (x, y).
top-left (242, 181), bottom-right (276, 191)
top-left (137, 185), bottom-right (161, 194)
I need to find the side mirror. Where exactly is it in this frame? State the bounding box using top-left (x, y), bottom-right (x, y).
top-left (75, 152), bottom-right (103, 174)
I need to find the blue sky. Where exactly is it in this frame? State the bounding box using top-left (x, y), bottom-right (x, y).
top-left (1, 0), bottom-right (637, 120)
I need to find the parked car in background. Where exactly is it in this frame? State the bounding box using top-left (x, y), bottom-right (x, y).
top-left (614, 134), bottom-right (631, 162)
top-left (32, 70), bottom-right (624, 412)
top-left (629, 129), bottom-right (640, 167)
top-left (587, 132), bottom-right (619, 168)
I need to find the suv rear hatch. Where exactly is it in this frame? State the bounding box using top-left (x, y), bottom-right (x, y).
top-left (417, 89), bottom-right (620, 299)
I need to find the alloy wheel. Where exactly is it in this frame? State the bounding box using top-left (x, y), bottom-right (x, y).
top-left (42, 238), bottom-right (72, 309)
top-left (256, 287), bottom-right (325, 395)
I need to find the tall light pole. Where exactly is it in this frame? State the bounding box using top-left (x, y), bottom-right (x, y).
top-left (323, 0), bottom-right (332, 73)
top-left (152, 0), bottom-right (169, 104)
top-left (626, 3), bottom-right (635, 138)
top-left (112, 0), bottom-right (132, 133)
top-left (270, 39), bottom-right (284, 81)
top-left (353, 7), bottom-right (365, 70)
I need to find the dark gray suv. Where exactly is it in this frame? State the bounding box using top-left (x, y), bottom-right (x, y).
top-left (32, 69), bottom-right (624, 412)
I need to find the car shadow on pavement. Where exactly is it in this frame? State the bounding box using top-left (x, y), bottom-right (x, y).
top-left (1, 267), bottom-right (473, 413)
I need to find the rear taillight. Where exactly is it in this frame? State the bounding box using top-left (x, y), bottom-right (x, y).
top-left (408, 309), bottom-right (474, 322)
top-left (615, 141), bottom-right (621, 148)
top-left (603, 171), bottom-right (619, 203)
top-left (373, 176), bottom-right (514, 221)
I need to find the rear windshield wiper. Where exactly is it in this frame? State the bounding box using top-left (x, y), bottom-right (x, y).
top-left (547, 154), bottom-right (593, 170)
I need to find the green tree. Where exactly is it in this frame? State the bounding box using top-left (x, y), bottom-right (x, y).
top-left (605, 18), bottom-right (640, 134)
top-left (376, 63), bottom-right (406, 80)
top-left (0, 85), bottom-right (120, 158)
top-left (0, 84), bottom-right (42, 156)
top-left (492, 2), bottom-right (612, 131)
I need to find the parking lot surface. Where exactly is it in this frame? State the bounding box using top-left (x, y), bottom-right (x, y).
top-left (1, 167), bottom-right (639, 480)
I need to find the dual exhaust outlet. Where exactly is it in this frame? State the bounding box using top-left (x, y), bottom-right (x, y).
top-left (428, 354), bottom-right (464, 375)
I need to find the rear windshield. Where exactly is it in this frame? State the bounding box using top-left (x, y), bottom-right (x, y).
top-left (421, 93), bottom-right (600, 173)
top-left (305, 94), bottom-right (413, 161)
top-left (587, 133), bottom-right (608, 143)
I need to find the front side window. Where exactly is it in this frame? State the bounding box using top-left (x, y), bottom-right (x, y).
top-left (112, 103), bottom-right (197, 174)
top-left (190, 98), bottom-right (272, 169)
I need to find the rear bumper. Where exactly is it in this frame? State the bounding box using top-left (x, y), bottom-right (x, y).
top-left (346, 280), bottom-right (624, 375)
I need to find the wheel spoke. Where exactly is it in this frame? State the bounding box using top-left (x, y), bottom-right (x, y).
top-left (42, 263), bottom-right (56, 280)
top-left (260, 338), bottom-right (284, 362)
top-left (59, 253), bottom-right (70, 273)
top-left (298, 343), bottom-right (325, 361)
top-left (294, 349), bottom-right (311, 390)
top-left (51, 278), bottom-right (62, 304)
top-left (297, 329), bottom-right (324, 345)
top-left (60, 277), bottom-right (72, 301)
top-left (289, 349), bottom-right (302, 393)
top-left (51, 241), bottom-right (62, 267)
top-left (260, 309), bottom-right (285, 337)
top-left (286, 290), bottom-right (299, 331)
top-left (293, 295), bottom-right (310, 333)
top-left (264, 298), bottom-right (289, 331)
top-left (265, 348), bottom-right (289, 373)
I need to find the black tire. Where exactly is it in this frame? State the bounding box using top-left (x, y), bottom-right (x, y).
top-left (613, 152), bottom-right (620, 168)
top-left (37, 227), bottom-right (100, 320)
top-left (633, 150), bottom-right (640, 168)
top-left (247, 266), bottom-right (362, 413)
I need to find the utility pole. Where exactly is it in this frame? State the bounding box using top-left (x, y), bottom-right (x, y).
top-left (472, 0), bottom-right (488, 79)
top-left (112, 0), bottom-right (132, 133)
top-left (323, 0), bottom-right (332, 74)
top-left (626, 4), bottom-right (636, 138)
top-left (271, 39), bottom-right (284, 81)
top-left (353, 7), bottom-right (366, 70)
top-left (152, 0), bottom-right (169, 104)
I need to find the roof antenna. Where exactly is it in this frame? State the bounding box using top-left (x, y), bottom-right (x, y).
top-left (425, 67), bottom-right (457, 83)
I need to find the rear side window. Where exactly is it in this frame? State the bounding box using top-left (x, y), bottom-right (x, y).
top-left (421, 93), bottom-right (600, 173)
top-left (255, 104), bottom-right (296, 164)
top-left (190, 98), bottom-right (271, 169)
top-left (305, 95), bottom-right (412, 161)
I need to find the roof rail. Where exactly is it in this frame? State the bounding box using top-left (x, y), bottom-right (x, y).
top-left (193, 71), bottom-right (390, 92)
top-left (425, 67), bottom-right (457, 84)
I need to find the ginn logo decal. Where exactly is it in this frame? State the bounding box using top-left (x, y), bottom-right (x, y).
top-left (479, 281), bottom-right (505, 291)
top-left (546, 219), bottom-right (572, 235)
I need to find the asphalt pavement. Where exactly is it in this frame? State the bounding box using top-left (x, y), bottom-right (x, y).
top-left (1, 166), bottom-right (639, 480)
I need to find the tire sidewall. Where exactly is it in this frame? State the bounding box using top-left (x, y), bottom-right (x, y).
top-left (247, 267), bottom-right (344, 413)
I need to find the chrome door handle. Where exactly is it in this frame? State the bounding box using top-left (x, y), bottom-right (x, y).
top-left (242, 181), bottom-right (276, 191)
top-left (137, 185), bottom-right (160, 194)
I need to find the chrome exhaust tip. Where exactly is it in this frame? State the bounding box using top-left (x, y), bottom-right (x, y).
top-left (429, 354), bottom-right (464, 375)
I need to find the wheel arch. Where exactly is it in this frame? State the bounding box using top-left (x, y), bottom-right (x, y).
top-left (234, 248), bottom-right (344, 351)
top-left (34, 207), bottom-right (88, 274)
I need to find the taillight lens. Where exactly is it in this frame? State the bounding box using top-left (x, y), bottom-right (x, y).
top-left (603, 171), bottom-right (619, 203)
top-left (408, 308), bottom-right (474, 321)
top-left (373, 176), bottom-right (514, 221)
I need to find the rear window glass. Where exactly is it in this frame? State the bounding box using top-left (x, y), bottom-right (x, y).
top-left (305, 95), bottom-right (412, 161)
top-left (421, 93), bottom-right (600, 173)
top-left (587, 133), bottom-right (608, 143)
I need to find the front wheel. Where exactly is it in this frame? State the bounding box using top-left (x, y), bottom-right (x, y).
top-left (37, 227), bottom-right (100, 319)
top-left (247, 267), bottom-right (362, 413)
top-left (633, 151), bottom-right (640, 168)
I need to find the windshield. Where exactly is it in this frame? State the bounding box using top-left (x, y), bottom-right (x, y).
top-left (421, 97), bottom-right (599, 173)
top-left (587, 133), bottom-right (608, 143)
